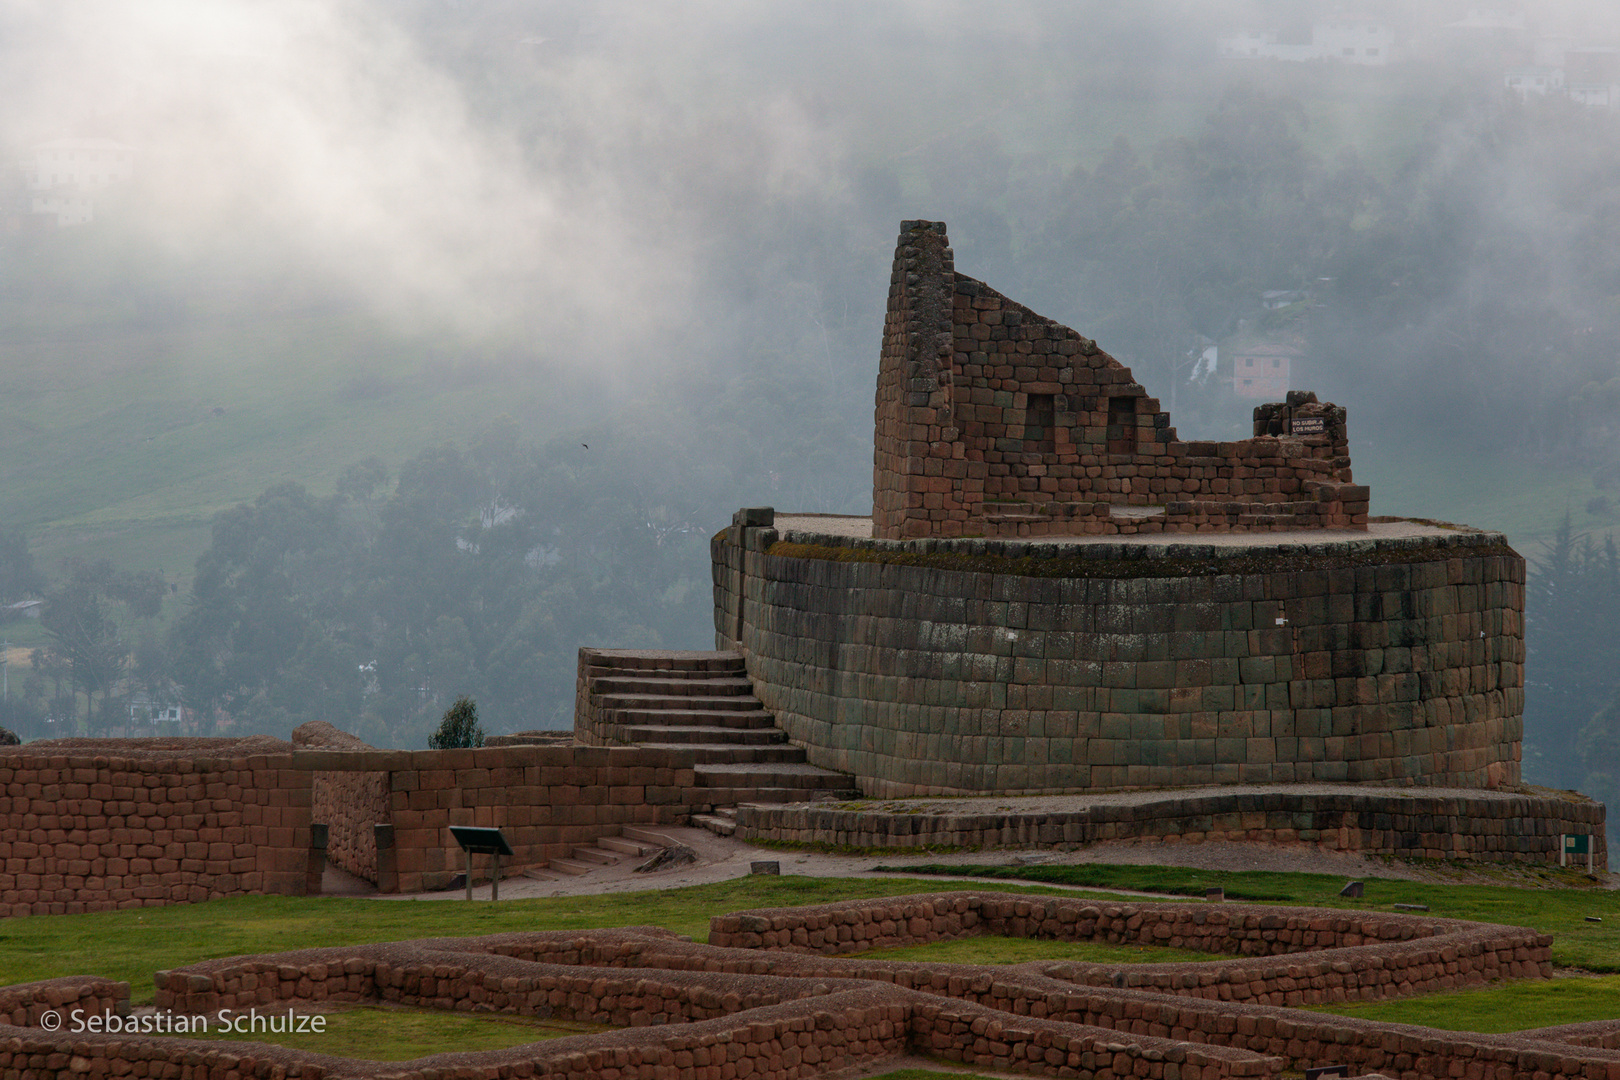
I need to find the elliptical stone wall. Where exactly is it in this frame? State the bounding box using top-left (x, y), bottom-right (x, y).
top-left (713, 517), bottom-right (1524, 797)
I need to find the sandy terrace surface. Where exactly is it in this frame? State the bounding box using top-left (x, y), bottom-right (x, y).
top-left (772, 514), bottom-right (1471, 546)
top-left (337, 813), bottom-right (1611, 905)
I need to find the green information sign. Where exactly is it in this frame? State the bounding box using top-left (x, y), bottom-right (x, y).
top-left (1566, 834), bottom-right (1590, 855)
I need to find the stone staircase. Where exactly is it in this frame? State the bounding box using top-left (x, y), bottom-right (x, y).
top-left (576, 649), bottom-right (857, 812)
top-left (525, 827), bottom-right (673, 879)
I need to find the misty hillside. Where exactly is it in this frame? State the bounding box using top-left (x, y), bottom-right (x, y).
top-left (3, 1), bottom-right (1620, 801)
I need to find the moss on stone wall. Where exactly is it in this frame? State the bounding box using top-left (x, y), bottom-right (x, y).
top-left (766, 537), bottom-right (1518, 582)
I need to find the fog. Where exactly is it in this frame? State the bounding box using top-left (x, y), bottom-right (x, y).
top-left (3, 0), bottom-right (1620, 793)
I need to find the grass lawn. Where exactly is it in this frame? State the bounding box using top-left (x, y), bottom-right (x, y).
top-left (173, 1004), bottom-right (610, 1061)
top-left (1313, 974), bottom-right (1620, 1034)
top-left (7, 865), bottom-right (1620, 1056)
top-left (1355, 434), bottom-right (1615, 553)
top-left (0, 877), bottom-right (1088, 1006)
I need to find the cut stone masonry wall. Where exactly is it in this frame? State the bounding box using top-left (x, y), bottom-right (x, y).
top-left (0, 739), bottom-right (699, 915)
top-left (734, 788), bottom-right (1606, 870)
top-left (295, 722), bottom-right (389, 884)
top-left (714, 519), bottom-right (1526, 797)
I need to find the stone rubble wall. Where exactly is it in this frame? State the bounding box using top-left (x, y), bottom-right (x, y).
top-left (714, 522), bottom-right (1527, 798)
top-left (875, 221), bottom-right (1367, 539)
top-left (734, 789), bottom-right (1606, 870)
top-left (0, 978), bottom-right (128, 1030)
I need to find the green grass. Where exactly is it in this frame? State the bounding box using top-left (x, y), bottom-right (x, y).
top-left (1313, 975), bottom-right (1620, 1034)
top-left (848, 935), bottom-right (1225, 966)
top-left (9, 866), bottom-right (1620, 1049)
top-left (0, 878), bottom-right (1087, 1005)
top-left (175, 1004), bottom-right (610, 1060)
top-left (885, 864), bottom-right (1620, 972)
top-left (1356, 435), bottom-right (1613, 553)
top-left (0, 281), bottom-right (597, 589)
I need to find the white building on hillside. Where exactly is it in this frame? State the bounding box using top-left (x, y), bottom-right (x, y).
top-left (1504, 66), bottom-right (1566, 96)
top-left (20, 138), bottom-right (136, 226)
top-left (1218, 19), bottom-right (1393, 65)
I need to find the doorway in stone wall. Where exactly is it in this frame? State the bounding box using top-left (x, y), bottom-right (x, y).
top-left (1107, 397), bottom-right (1137, 454)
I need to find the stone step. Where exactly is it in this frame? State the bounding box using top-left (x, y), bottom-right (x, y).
top-left (635, 742), bottom-right (807, 764)
top-left (692, 813), bottom-right (736, 837)
top-left (593, 675), bottom-right (755, 696)
top-left (599, 836), bottom-right (658, 857)
top-left (547, 857), bottom-right (596, 876)
top-left (621, 825), bottom-right (680, 848)
top-left (696, 762), bottom-right (854, 789)
top-left (698, 786), bottom-right (856, 805)
top-left (621, 724), bottom-right (786, 745)
top-left (579, 654), bottom-right (741, 670)
top-left (571, 846), bottom-right (620, 866)
top-left (607, 708), bottom-right (778, 729)
top-left (599, 693), bottom-right (763, 713)
top-left (1107, 505), bottom-right (1167, 519)
top-left (582, 649), bottom-right (745, 675)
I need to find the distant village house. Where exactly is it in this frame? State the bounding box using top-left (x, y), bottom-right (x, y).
top-left (20, 137), bottom-right (136, 227)
top-left (1218, 19), bottom-right (1392, 65)
top-left (1226, 337), bottom-right (1297, 401)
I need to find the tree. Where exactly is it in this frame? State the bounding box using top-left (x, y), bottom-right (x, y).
top-left (1578, 687), bottom-right (1620, 811)
top-left (168, 482), bottom-right (361, 732)
top-left (1524, 516), bottom-right (1620, 788)
top-left (429, 695), bottom-right (483, 749)
top-left (40, 558), bottom-right (166, 732)
top-left (0, 526), bottom-right (43, 605)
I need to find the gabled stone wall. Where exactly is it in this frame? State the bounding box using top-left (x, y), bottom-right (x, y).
top-left (875, 220), bottom-right (1367, 539)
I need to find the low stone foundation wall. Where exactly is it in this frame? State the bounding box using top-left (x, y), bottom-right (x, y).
top-left (12, 890), bottom-right (1620, 1080)
top-left (707, 892), bottom-right (1552, 1006)
top-left (0, 978), bottom-right (128, 1029)
top-left (734, 786), bottom-right (1608, 871)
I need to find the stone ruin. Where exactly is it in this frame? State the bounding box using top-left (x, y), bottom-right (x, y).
top-left (875, 220), bottom-right (1368, 538)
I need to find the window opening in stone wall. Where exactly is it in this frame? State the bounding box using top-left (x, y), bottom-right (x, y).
top-left (1025, 393), bottom-right (1055, 452)
top-left (1107, 396), bottom-right (1137, 454)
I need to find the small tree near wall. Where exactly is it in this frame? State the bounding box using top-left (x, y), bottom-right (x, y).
top-left (429, 696), bottom-right (484, 749)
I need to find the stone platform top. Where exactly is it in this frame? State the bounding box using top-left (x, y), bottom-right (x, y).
top-left (774, 513), bottom-right (1485, 551)
top-left (773, 780), bottom-right (1587, 817)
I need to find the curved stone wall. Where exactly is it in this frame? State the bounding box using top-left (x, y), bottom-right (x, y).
top-left (713, 516), bottom-right (1524, 797)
